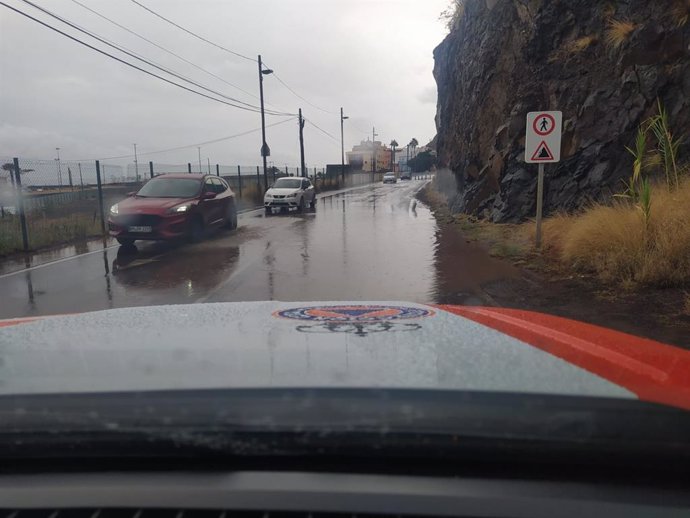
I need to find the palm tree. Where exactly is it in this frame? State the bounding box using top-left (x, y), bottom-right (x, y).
top-left (409, 138), bottom-right (419, 156)
top-left (390, 140), bottom-right (398, 171)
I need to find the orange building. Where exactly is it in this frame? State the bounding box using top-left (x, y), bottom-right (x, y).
top-left (346, 140), bottom-right (392, 172)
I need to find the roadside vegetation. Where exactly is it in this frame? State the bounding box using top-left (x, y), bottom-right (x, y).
top-left (541, 101), bottom-right (690, 288)
top-left (0, 213), bottom-right (102, 256)
top-left (425, 101), bottom-right (690, 290)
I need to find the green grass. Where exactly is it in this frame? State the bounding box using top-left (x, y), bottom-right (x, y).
top-left (0, 213), bottom-right (103, 256)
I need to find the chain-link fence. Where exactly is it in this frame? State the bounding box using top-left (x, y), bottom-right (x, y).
top-left (1, 157), bottom-right (381, 256)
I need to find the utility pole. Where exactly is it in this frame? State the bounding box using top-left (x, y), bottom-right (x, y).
top-left (55, 147), bottom-right (62, 187)
top-left (133, 143), bottom-right (139, 182)
top-left (198, 147), bottom-right (202, 173)
top-left (340, 107), bottom-right (348, 184)
top-left (258, 55), bottom-right (273, 191)
top-left (298, 108), bottom-right (306, 178)
top-left (372, 127), bottom-right (378, 176)
top-left (207, 157), bottom-right (211, 175)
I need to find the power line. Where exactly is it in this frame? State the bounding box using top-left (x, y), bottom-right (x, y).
top-left (69, 0), bottom-right (261, 103)
top-left (130, 0), bottom-right (255, 63)
top-left (267, 69), bottom-right (338, 115)
top-left (126, 0), bottom-right (337, 116)
top-left (18, 0), bottom-right (293, 116)
top-left (305, 119), bottom-right (340, 144)
top-left (1, 2), bottom-right (294, 116)
top-left (78, 117), bottom-right (297, 161)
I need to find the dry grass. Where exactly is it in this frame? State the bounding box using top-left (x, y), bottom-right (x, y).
top-left (605, 18), bottom-right (637, 49)
top-left (671, 0), bottom-right (690, 27)
top-left (0, 213), bottom-right (102, 256)
top-left (539, 180), bottom-right (690, 287)
top-left (549, 35), bottom-right (598, 62)
top-left (440, 0), bottom-right (465, 31)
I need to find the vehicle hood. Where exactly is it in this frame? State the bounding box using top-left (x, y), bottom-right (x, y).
top-left (115, 196), bottom-right (195, 213)
top-left (1, 302), bottom-right (689, 410)
top-left (266, 188), bottom-right (300, 196)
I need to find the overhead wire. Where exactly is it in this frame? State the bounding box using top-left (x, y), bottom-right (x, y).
top-left (68, 0), bottom-right (261, 102)
top-left (305, 119), bottom-right (340, 147)
top-left (17, 0), bottom-right (294, 116)
top-left (266, 69), bottom-right (338, 115)
top-left (126, 0), bottom-right (339, 117)
top-left (1, 2), bottom-right (295, 116)
top-left (129, 0), bottom-right (255, 63)
top-left (76, 117), bottom-right (297, 161)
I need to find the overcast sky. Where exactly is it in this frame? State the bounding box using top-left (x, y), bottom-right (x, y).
top-left (1, 0), bottom-right (449, 169)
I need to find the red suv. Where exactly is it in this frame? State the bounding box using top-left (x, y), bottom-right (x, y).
top-left (108, 174), bottom-right (237, 246)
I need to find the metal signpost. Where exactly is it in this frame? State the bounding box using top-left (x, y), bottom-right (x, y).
top-left (525, 111), bottom-right (562, 248)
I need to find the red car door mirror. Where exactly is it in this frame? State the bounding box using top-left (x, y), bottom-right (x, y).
top-left (202, 191), bottom-right (217, 200)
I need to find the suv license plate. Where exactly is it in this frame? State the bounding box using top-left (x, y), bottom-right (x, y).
top-left (129, 226), bottom-right (152, 233)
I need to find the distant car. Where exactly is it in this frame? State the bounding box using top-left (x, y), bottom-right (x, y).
top-left (264, 177), bottom-right (316, 214)
top-left (108, 174), bottom-right (237, 246)
top-left (400, 172), bottom-right (411, 180)
top-left (383, 172), bottom-right (397, 184)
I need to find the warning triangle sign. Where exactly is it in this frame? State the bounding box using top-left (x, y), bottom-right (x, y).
top-left (531, 140), bottom-right (554, 161)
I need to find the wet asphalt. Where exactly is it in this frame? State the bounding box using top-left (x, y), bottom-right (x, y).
top-left (0, 181), bottom-right (519, 319)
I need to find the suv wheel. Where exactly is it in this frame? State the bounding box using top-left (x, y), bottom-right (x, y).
top-left (225, 202), bottom-right (238, 230)
top-left (188, 216), bottom-right (204, 243)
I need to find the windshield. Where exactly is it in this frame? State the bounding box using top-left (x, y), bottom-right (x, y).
top-left (136, 178), bottom-right (201, 198)
top-left (272, 178), bottom-right (302, 189)
top-left (2, 0), bottom-right (690, 468)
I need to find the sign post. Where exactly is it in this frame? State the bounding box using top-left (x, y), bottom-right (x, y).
top-left (525, 111), bottom-right (562, 248)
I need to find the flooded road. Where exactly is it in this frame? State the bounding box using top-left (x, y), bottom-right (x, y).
top-left (0, 181), bottom-right (519, 319)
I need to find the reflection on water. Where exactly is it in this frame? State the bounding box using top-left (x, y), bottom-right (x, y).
top-left (0, 182), bottom-right (524, 319)
top-left (0, 237), bottom-right (117, 276)
top-left (112, 239), bottom-right (241, 298)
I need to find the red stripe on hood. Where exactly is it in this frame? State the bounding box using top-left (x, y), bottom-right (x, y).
top-left (435, 305), bottom-right (690, 411)
top-left (0, 317), bottom-right (39, 328)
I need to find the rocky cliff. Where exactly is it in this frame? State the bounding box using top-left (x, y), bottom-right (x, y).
top-left (433, 0), bottom-right (690, 221)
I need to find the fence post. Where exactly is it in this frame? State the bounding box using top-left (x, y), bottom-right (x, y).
top-left (13, 158), bottom-right (30, 252)
top-left (216, 164), bottom-right (220, 177)
top-left (285, 165), bottom-right (288, 176)
top-left (95, 160), bottom-right (106, 236)
top-left (237, 165), bottom-right (242, 199)
top-left (187, 163), bottom-right (192, 174)
top-left (149, 161), bottom-right (154, 179)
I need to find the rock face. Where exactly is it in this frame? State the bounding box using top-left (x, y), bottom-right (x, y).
top-left (433, 0), bottom-right (690, 222)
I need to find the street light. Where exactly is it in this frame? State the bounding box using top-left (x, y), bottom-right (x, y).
top-left (372, 127), bottom-right (378, 179)
top-left (55, 147), bottom-right (62, 188)
top-left (340, 107), bottom-right (349, 184)
top-left (258, 54), bottom-right (273, 191)
top-left (133, 143), bottom-right (139, 182)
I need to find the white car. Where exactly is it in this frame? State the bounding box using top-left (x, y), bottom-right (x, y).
top-left (383, 172), bottom-right (397, 184)
top-left (264, 177), bottom-right (316, 214)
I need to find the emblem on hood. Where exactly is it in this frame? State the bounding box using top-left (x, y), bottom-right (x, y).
top-left (273, 305), bottom-right (434, 322)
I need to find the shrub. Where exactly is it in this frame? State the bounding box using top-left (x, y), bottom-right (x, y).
top-left (671, 0), bottom-right (690, 27)
top-left (605, 19), bottom-right (637, 48)
top-left (547, 180), bottom-right (690, 287)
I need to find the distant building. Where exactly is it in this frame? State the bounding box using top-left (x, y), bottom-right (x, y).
top-left (346, 140), bottom-right (392, 172)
